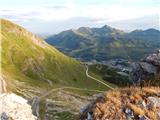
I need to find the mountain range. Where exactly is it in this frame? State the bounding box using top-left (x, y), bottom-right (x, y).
top-left (46, 25), bottom-right (160, 61)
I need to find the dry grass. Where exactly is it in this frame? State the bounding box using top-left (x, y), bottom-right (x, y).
top-left (90, 87), bottom-right (160, 120)
top-left (127, 103), bottom-right (145, 115)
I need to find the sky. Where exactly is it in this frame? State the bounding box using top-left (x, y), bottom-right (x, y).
top-left (1, 0), bottom-right (160, 34)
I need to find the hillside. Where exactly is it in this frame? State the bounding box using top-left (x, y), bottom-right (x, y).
top-left (1, 19), bottom-right (109, 90)
top-left (1, 19), bottom-right (114, 120)
top-left (46, 25), bottom-right (160, 61)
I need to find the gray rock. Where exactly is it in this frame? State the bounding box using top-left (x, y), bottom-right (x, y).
top-left (125, 108), bottom-right (134, 119)
top-left (140, 62), bottom-right (157, 74)
top-left (145, 50), bottom-right (160, 67)
top-left (0, 112), bottom-right (9, 120)
top-left (130, 49), bottom-right (160, 85)
top-left (139, 115), bottom-right (150, 120)
top-left (130, 63), bottom-right (143, 84)
top-left (0, 93), bottom-right (37, 120)
top-left (86, 112), bottom-right (93, 120)
top-left (148, 97), bottom-right (160, 108)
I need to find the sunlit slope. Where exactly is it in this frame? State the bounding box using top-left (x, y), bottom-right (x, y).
top-left (1, 19), bottom-right (108, 92)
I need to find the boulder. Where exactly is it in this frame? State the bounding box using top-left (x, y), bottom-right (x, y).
top-left (144, 50), bottom-right (160, 67)
top-left (0, 93), bottom-right (37, 120)
top-left (130, 49), bottom-right (160, 85)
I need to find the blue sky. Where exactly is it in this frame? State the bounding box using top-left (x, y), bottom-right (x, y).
top-left (1, 0), bottom-right (159, 34)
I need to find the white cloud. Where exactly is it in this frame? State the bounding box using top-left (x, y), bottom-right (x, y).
top-left (1, 0), bottom-right (159, 33)
top-left (1, 1), bottom-right (159, 23)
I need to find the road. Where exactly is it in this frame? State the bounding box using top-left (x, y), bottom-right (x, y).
top-left (0, 75), bottom-right (7, 93)
top-left (85, 65), bottom-right (114, 90)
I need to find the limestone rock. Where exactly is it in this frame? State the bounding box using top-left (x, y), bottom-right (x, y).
top-left (0, 93), bottom-right (37, 120)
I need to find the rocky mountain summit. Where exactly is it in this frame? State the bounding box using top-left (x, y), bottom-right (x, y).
top-left (130, 49), bottom-right (160, 86)
top-left (0, 93), bottom-right (37, 120)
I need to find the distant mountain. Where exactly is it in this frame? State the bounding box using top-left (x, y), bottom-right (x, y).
top-left (46, 25), bottom-right (160, 61)
top-left (125, 28), bottom-right (159, 41)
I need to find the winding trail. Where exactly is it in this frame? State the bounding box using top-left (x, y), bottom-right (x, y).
top-left (85, 65), bottom-right (114, 90)
top-left (32, 65), bottom-right (114, 119)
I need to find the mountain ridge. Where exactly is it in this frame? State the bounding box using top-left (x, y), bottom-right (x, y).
top-left (46, 25), bottom-right (160, 61)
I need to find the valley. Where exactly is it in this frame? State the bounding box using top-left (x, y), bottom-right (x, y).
top-left (0, 19), bottom-right (159, 120)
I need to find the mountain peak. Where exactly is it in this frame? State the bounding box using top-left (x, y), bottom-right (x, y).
top-left (101, 25), bottom-right (112, 29)
top-left (144, 28), bottom-right (160, 33)
top-left (77, 27), bottom-right (92, 34)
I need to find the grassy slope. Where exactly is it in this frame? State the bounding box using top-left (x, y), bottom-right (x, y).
top-left (1, 19), bottom-right (112, 93)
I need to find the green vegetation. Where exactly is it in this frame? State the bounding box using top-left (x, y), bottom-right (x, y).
top-left (1, 19), bottom-right (110, 92)
top-left (46, 25), bottom-right (160, 61)
top-left (89, 64), bottom-right (132, 86)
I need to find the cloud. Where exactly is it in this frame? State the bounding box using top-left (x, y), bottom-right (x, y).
top-left (1, 1), bottom-right (159, 22)
top-left (108, 14), bottom-right (160, 31)
top-left (1, 0), bottom-right (159, 33)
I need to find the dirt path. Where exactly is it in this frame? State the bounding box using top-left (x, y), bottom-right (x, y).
top-left (31, 86), bottom-right (104, 119)
top-left (31, 65), bottom-right (113, 119)
top-left (85, 65), bottom-right (114, 90)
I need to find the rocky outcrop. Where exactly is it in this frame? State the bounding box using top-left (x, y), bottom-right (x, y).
top-left (0, 93), bottom-right (37, 120)
top-left (130, 49), bottom-right (160, 85)
top-left (144, 49), bottom-right (160, 67)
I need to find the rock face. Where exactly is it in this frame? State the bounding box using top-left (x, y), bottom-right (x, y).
top-left (0, 93), bottom-right (37, 120)
top-left (145, 49), bottom-right (160, 67)
top-left (130, 49), bottom-right (160, 85)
